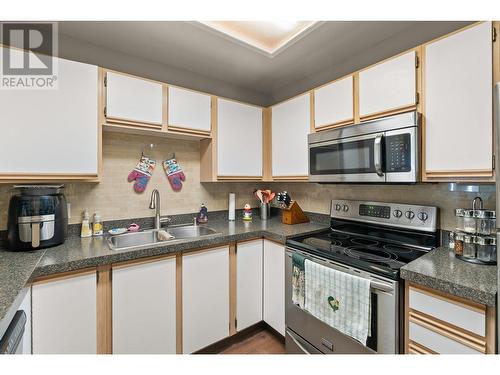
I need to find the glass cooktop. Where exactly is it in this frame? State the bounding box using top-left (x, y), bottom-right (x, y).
top-left (287, 220), bottom-right (438, 280)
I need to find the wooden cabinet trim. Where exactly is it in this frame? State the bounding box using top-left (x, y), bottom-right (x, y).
top-left (359, 105), bottom-right (417, 122)
top-left (262, 107), bottom-right (273, 181)
top-left (409, 283), bottom-right (485, 313)
top-left (408, 340), bottom-right (437, 354)
top-left (32, 267), bottom-right (97, 285)
top-left (486, 306), bottom-right (496, 354)
top-left (96, 264), bottom-right (112, 354)
top-left (167, 125), bottom-right (211, 136)
top-left (409, 309), bottom-right (486, 353)
top-left (314, 118), bottom-right (355, 131)
top-left (229, 243), bottom-right (237, 336)
top-left (112, 253), bottom-right (177, 270)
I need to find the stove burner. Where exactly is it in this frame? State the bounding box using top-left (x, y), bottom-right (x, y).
top-left (350, 238), bottom-right (379, 247)
top-left (330, 233), bottom-right (350, 241)
top-left (345, 246), bottom-right (394, 262)
top-left (383, 244), bottom-right (414, 254)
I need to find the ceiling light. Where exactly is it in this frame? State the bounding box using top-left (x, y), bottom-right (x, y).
top-left (197, 21), bottom-right (320, 57)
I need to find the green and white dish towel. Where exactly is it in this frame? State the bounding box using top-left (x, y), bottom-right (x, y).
top-left (304, 259), bottom-right (371, 345)
top-left (291, 252), bottom-right (306, 308)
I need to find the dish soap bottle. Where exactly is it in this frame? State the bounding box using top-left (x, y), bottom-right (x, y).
top-left (80, 209), bottom-right (92, 238)
top-left (196, 203), bottom-right (208, 224)
top-left (92, 212), bottom-right (103, 236)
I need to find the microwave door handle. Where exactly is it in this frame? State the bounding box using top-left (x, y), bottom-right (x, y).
top-left (374, 134), bottom-right (384, 177)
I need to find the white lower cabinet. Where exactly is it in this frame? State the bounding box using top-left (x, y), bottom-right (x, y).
top-left (182, 246), bottom-right (229, 353)
top-left (112, 257), bottom-right (177, 354)
top-left (236, 240), bottom-right (263, 331)
top-left (32, 272), bottom-right (97, 354)
top-left (263, 240), bottom-right (285, 336)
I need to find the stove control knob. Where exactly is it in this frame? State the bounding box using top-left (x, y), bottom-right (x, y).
top-left (393, 209), bottom-right (403, 218)
top-left (418, 212), bottom-right (429, 222)
top-left (335, 203), bottom-right (342, 211)
top-left (405, 210), bottom-right (415, 220)
top-left (342, 205), bottom-right (349, 212)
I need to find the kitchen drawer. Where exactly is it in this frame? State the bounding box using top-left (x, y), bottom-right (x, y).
top-left (409, 286), bottom-right (485, 336)
top-left (409, 321), bottom-right (483, 354)
top-left (408, 341), bottom-right (436, 354)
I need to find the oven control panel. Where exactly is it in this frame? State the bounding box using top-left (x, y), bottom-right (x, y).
top-left (331, 199), bottom-right (438, 232)
top-left (359, 204), bottom-right (391, 219)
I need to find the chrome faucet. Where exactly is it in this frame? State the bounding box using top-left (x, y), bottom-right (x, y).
top-left (149, 189), bottom-right (172, 230)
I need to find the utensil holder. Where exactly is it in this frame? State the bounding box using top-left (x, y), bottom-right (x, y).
top-left (260, 203), bottom-right (271, 220)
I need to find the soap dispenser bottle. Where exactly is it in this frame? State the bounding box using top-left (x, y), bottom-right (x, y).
top-left (80, 209), bottom-right (92, 238)
top-left (196, 203), bottom-right (208, 224)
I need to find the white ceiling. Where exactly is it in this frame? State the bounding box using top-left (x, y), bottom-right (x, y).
top-left (58, 21), bottom-right (472, 106)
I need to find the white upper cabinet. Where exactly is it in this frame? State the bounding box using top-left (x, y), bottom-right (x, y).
top-left (32, 272), bottom-right (97, 354)
top-left (168, 86), bottom-right (211, 133)
top-left (272, 93), bottom-right (310, 177)
top-left (424, 22), bottom-right (493, 177)
top-left (182, 247), bottom-right (229, 353)
top-left (359, 50), bottom-right (417, 118)
top-left (263, 240), bottom-right (285, 336)
top-left (106, 71), bottom-right (163, 125)
top-left (217, 99), bottom-right (263, 177)
top-left (236, 240), bottom-right (263, 331)
top-left (314, 75), bottom-right (354, 129)
top-left (112, 258), bottom-right (177, 354)
top-left (0, 47), bottom-right (98, 176)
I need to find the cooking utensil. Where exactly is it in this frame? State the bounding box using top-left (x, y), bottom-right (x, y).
top-left (255, 189), bottom-right (263, 203)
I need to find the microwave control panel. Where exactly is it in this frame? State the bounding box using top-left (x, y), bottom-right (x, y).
top-left (385, 133), bottom-right (411, 173)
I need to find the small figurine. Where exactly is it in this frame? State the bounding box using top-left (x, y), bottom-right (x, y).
top-left (196, 203), bottom-right (208, 224)
top-left (242, 204), bottom-right (253, 221)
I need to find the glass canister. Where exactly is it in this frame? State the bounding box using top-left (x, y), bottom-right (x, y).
top-left (462, 210), bottom-right (477, 233)
top-left (475, 210), bottom-right (496, 235)
top-left (462, 235), bottom-right (476, 258)
top-left (475, 236), bottom-right (496, 262)
top-left (454, 232), bottom-right (464, 256)
top-left (455, 208), bottom-right (465, 231)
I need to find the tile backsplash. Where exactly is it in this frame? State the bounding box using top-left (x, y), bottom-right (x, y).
top-left (0, 132), bottom-right (495, 231)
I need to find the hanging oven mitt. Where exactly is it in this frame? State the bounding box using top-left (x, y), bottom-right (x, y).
top-left (163, 158), bottom-right (185, 191)
top-left (128, 155), bottom-right (156, 193)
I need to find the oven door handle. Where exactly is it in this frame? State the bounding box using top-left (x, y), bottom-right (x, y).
top-left (374, 133), bottom-right (384, 177)
top-left (287, 249), bottom-right (395, 294)
top-left (287, 330), bottom-right (315, 354)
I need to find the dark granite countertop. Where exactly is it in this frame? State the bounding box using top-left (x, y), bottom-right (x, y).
top-left (401, 246), bottom-right (497, 306)
top-left (0, 215), bottom-right (328, 336)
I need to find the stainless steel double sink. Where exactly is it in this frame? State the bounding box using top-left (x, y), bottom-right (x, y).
top-left (107, 224), bottom-right (220, 251)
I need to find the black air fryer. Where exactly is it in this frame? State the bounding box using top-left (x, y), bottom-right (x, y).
top-left (7, 185), bottom-right (68, 251)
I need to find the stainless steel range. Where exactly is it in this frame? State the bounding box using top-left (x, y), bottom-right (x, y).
top-left (285, 199), bottom-right (438, 354)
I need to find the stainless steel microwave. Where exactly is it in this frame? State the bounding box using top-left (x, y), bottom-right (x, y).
top-left (308, 111), bottom-right (420, 183)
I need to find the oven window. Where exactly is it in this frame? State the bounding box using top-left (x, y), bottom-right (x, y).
top-left (310, 138), bottom-right (375, 175)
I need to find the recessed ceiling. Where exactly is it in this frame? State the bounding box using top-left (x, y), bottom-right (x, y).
top-left (57, 21), bottom-right (472, 106)
top-left (197, 21), bottom-right (320, 56)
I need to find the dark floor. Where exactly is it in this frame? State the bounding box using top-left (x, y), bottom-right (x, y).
top-left (220, 329), bottom-right (286, 354)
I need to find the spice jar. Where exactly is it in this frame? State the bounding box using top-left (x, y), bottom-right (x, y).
top-left (475, 236), bottom-right (496, 262)
top-left (462, 235), bottom-right (476, 258)
top-left (462, 210), bottom-right (477, 233)
top-left (454, 232), bottom-right (464, 256)
top-left (455, 208), bottom-right (465, 231)
top-left (475, 210), bottom-right (496, 235)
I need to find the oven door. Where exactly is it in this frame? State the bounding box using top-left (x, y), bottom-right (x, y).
top-left (309, 133), bottom-right (386, 183)
top-left (285, 248), bottom-right (399, 354)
